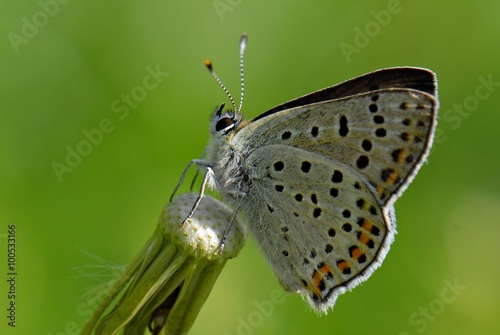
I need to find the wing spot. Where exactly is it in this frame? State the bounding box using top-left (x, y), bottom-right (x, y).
top-left (342, 223), bottom-right (352, 232)
top-left (282, 250), bottom-right (289, 257)
top-left (273, 161), bottom-right (284, 171)
top-left (357, 231), bottom-right (375, 249)
top-left (323, 269), bottom-right (333, 280)
top-left (342, 209), bottom-right (351, 218)
top-left (331, 170), bottom-right (343, 183)
top-left (275, 185), bottom-right (284, 192)
top-left (348, 246), bottom-right (367, 263)
top-left (311, 194), bottom-right (318, 204)
top-left (402, 118), bottom-right (411, 126)
top-left (371, 95), bottom-right (379, 101)
top-left (373, 115), bottom-right (384, 124)
top-left (316, 279), bottom-right (326, 292)
top-left (381, 168), bottom-right (400, 185)
top-left (337, 259), bottom-right (351, 275)
top-left (325, 244), bottom-right (333, 253)
top-left (375, 128), bottom-right (387, 137)
top-left (310, 249), bottom-right (317, 259)
top-left (391, 149), bottom-right (405, 163)
top-left (400, 132), bottom-right (410, 142)
top-left (339, 115), bottom-right (349, 137)
top-left (328, 228), bottom-right (336, 237)
top-left (301, 161), bottom-right (312, 173)
top-left (311, 126), bottom-right (319, 137)
top-left (361, 139), bottom-right (372, 152)
top-left (313, 208), bottom-right (322, 218)
top-left (330, 188), bottom-right (339, 198)
top-left (357, 217), bottom-right (380, 236)
top-left (295, 194), bottom-right (303, 202)
top-left (369, 104), bottom-right (378, 113)
top-left (356, 155), bottom-right (369, 169)
top-left (281, 131), bottom-right (292, 140)
top-left (400, 102), bottom-right (408, 110)
top-left (267, 204), bottom-right (274, 213)
top-left (312, 268), bottom-right (328, 292)
top-left (393, 148), bottom-right (414, 164)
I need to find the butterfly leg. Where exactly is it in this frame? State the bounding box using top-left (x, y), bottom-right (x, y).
top-left (170, 158), bottom-right (211, 202)
top-left (181, 165), bottom-right (215, 224)
top-left (189, 149), bottom-right (207, 192)
top-left (170, 161), bottom-right (194, 202)
top-left (217, 197), bottom-right (245, 254)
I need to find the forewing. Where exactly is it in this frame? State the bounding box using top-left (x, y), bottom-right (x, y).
top-left (241, 145), bottom-right (394, 312)
top-left (236, 89), bottom-right (437, 206)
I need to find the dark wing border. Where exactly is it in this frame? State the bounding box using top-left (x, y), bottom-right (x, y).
top-left (252, 67), bottom-right (437, 122)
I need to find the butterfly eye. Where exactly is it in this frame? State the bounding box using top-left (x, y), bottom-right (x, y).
top-left (215, 117), bottom-right (235, 133)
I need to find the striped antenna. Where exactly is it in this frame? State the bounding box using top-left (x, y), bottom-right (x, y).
top-left (238, 33), bottom-right (247, 113)
top-left (204, 33), bottom-right (248, 113)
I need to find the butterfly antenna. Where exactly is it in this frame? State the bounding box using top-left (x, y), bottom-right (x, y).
top-left (204, 60), bottom-right (237, 112)
top-left (204, 33), bottom-right (248, 113)
top-left (237, 33), bottom-right (247, 113)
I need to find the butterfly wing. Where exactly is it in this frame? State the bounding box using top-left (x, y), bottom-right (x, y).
top-left (239, 144), bottom-right (394, 312)
top-left (231, 70), bottom-right (437, 311)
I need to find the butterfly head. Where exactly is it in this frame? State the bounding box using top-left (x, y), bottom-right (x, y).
top-left (211, 103), bottom-right (243, 138)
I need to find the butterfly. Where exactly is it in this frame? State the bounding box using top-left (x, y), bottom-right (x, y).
top-left (173, 34), bottom-right (438, 312)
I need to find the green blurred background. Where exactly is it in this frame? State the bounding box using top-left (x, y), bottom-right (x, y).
top-left (1, 1), bottom-right (499, 334)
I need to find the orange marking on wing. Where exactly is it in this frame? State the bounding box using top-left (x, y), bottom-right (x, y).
top-left (351, 247), bottom-right (364, 260)
top-left (397, 149), bottom-right (407, 164)
top-left (386, 171), bottom-right (399, 186)
top-left (311, 271), bottom-right (322, 294)
top-left (337, 260), bottom-right (349, 272)
top-left (319, 264), bottom-right (333, 276)
top-left (376, 185), bottom-right (385, 197)
top-left (319, 264), bottom-right (332, 274)
top-left (361, 218), bottom-right (373, 231)
top-left (359, 232), bottom-right (370, 245)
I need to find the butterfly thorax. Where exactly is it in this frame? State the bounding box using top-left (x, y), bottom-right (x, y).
top-left (205, 108), bottom-right (250, 204)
